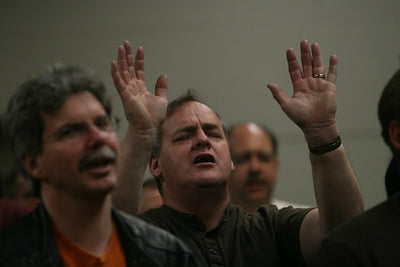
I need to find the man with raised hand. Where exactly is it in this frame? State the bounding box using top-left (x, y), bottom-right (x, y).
top-left (112, 40), bottom-right (364, 266)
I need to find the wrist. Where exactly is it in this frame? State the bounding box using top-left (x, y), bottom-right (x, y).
top-left (308, 136), bottom-right (341, 154)
top-left (303, 123), bottom-right (339, 147)
top-left (123, 125), bottom-right (158, 149)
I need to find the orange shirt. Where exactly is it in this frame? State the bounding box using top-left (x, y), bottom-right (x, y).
top-left (53, 223), bottom-right (126, 267)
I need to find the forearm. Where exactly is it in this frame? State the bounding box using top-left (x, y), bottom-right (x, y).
top-left (310, 144), bottom-right (364, 233)
top-left (300, 137), bottom-right (364, 265)
top-left (112, 125), bottom-right (156, 215)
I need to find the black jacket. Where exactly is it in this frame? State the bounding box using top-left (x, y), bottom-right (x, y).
top-left (0, 204), bottom-right (200, 267)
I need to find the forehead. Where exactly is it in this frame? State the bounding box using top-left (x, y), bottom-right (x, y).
top-left (162, 101), bottom-right (223, 134)
top-left (230, 124), bottom-right (273, 152)
top-left (41, 92), bottom-right (106, 131)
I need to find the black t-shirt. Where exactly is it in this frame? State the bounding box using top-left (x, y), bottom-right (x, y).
top-left (140, 203), bottom-right (312, 267)
top-left (316, 192), bottom-right (400, 267)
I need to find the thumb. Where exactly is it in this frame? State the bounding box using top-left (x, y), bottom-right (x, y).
top-left (266, 83), bottom-right (288, 106)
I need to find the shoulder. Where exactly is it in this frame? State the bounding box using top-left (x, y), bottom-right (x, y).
top-left (0, 204), bottom-right (49, 265)
top-left (0, 199), bottom-right (35, 230)
top-left (317, 195), bottom-right (400, 266)
top-left (271, 198), bottom-right (311, 209)
top-left (116, 209), bottom-right (185, 248)
top-left (325, 195), bottom-right (400, 242)
top-left (251, 203), bottom-right (313, 226)
top-left (113, 209), bottom-right (199, 266)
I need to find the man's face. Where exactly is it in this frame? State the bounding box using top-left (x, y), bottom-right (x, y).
top-left (150, 102), bottom-right (234, 193)
top-left (27, 92), bottom-right (120, 198)
top-left (228, 124), bottom-right (279, 206)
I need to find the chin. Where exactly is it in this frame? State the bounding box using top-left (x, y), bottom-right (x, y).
top-left (86, 177), bottom-right (116, 195)
top-left (82, 184), bottom-right (115, 199)
top-left (196, 177), bottom-right (228, 188)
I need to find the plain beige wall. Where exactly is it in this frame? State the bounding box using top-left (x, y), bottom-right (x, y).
top-left (1, 1), bottom-right (399, 208)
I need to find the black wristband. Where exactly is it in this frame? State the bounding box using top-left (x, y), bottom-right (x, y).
top-left (308, 136), bottom-right (341, 155)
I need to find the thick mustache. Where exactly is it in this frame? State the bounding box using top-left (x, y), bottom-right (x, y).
top-left (245, 174), bottom-right (268, 186)
top-left (78, 147), bottom-right (116, 172)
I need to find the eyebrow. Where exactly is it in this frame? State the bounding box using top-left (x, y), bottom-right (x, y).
top-left (172, 122), bottom-right (220, 136)
top-left (51, 115), bottom-right (109, 135)
top-left (52, 121), bottom-right (84, 134)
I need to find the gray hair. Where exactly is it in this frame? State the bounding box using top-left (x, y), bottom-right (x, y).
top-left (2, 64), bottom-right (112, 193)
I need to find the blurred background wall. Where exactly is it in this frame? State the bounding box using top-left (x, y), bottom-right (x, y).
top-left (1, 0), bottom-right (399, 208)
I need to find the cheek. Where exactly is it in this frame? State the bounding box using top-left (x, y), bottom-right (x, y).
top-left (232, 166), bottom-right (247, 181)
top-left (263, 162), bottom-right (277, 173)
top-left (108, 134), bottom-right (120, 151)
top-left (38, 148), bottom-right (76, 178)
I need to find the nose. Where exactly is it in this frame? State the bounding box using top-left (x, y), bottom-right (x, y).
top-left (87, 124), bottom-right (110, 148)
top-left (194, 129), bottom-right (211, 149)
top-left (248, 155), bottom-right (261, 173)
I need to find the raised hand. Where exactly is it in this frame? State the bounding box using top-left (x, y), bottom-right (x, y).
top-left (267, 40), bottom-right (338, 145)
top-left (111, 41), bottom-right (168, 215)
top-left (111, 41), bottom-right (167, 132)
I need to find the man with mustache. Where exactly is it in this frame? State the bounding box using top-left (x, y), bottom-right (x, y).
top-left (228, 122), bottom-right (309, 212)
top-left (0, 65), bottom-right (199, 266)
top-left (112, 40), bottom-right (365, 266)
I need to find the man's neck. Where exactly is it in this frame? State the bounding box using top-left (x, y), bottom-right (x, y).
top-left (163, 186), bottom-right (230, 230)
top-left (42, 188), bottom-right (113, 256)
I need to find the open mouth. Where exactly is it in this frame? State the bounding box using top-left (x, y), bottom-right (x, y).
top-left (193, 154), bottom-right (216, 164)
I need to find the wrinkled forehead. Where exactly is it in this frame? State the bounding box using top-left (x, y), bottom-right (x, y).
top-left (162, 101), bottom-right (224, 134)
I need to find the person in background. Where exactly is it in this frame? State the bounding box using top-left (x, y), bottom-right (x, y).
top-left (0, 64), bottom-right (199, 267)
top-left (228, 122), bottom-right (309, 212)
top-left (316, 67), bottom-right (400, 266)
top-left (0, 169), bottom-right (40, 230)
top-left (112, 40), bottom-right (364, 266)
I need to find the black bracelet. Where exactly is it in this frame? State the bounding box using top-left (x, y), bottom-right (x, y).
top-left (308, 136), bottom-right (341, 155)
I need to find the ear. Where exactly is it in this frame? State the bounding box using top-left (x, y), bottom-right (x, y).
top-left (22, 153), bottom-right (45, 181)
top-left (389, 120), bottom-right (400, 150)
top-left (149, 156), bottom-right (163, 182)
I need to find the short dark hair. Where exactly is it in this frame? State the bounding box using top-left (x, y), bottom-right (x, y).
top-left (151, 90), bottom-right (227, 195)
top-left (378, 67), bottom-right (400, 155)
top-left (2, 64), bottom-right (112, 193)
top-left (227, 123), bottom-right (279, 156)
